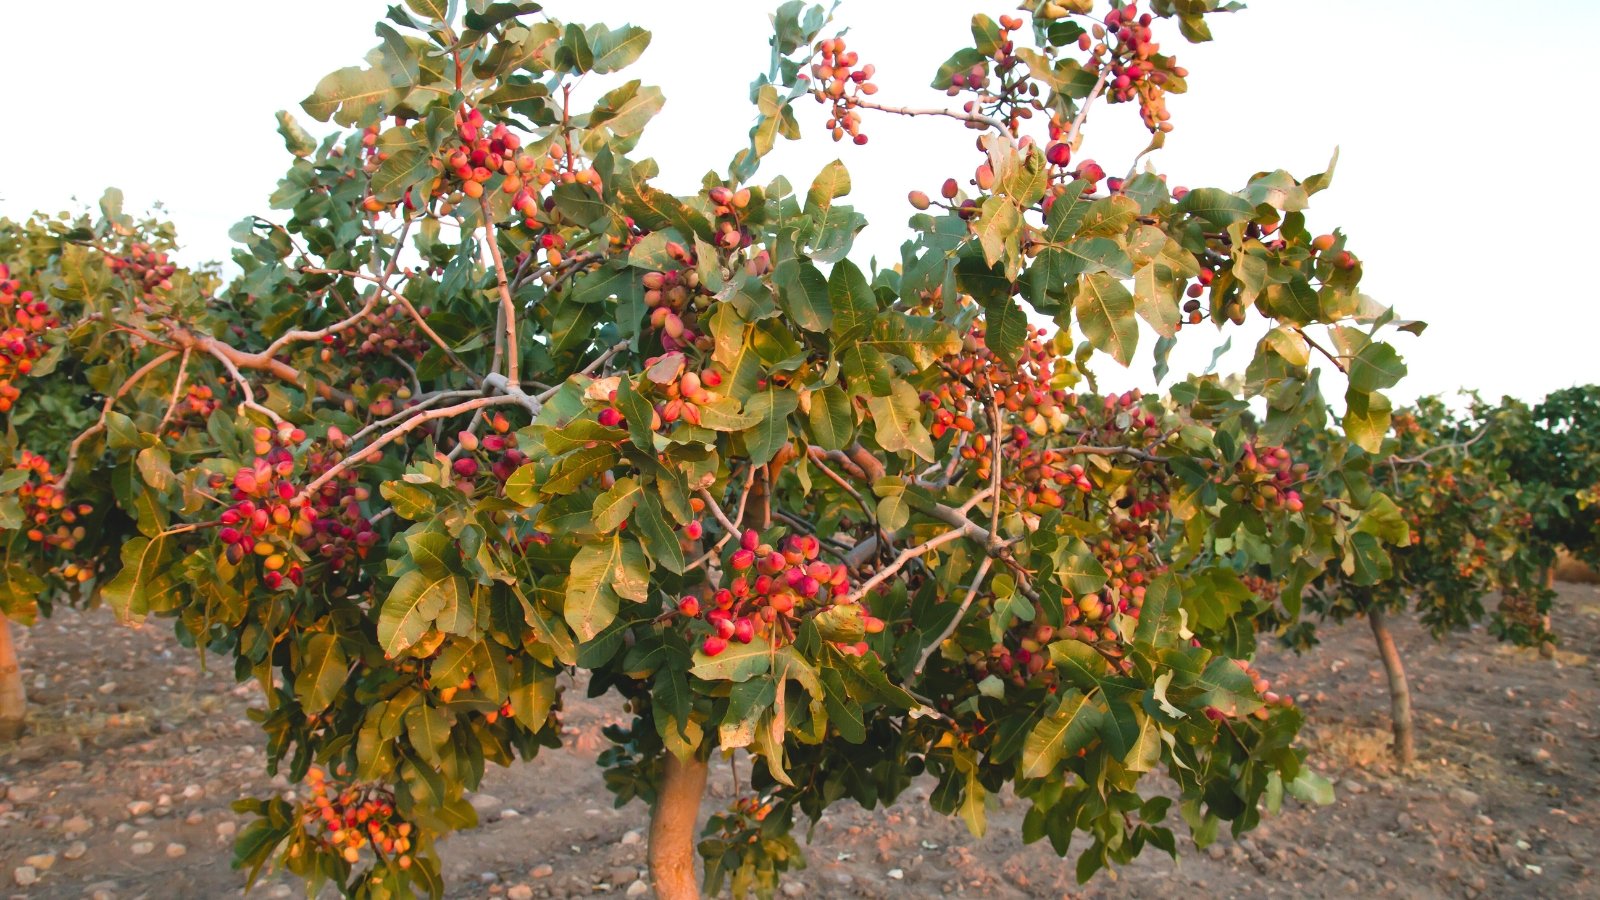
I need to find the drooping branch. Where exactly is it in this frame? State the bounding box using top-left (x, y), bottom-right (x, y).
top-left (1065, 63), bottom-right (1114, 148)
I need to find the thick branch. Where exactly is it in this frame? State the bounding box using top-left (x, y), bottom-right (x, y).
top-left (1066, 63), bottom-right (1114, 148)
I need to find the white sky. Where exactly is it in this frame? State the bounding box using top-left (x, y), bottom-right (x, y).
top-left (2, 1), bottom-right (1594, 405)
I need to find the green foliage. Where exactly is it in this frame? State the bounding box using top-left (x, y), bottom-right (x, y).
top-left (0, 1), bottom-right (1475, 897)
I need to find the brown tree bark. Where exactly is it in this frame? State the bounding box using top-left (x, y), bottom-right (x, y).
top-left (1367, 607), bottom-right (1415, 765)
top-left (0, 611), bottom-right (26, 741)
top-left (1539, 566), bottom-right (1556, 660)
top-left (648, 752), bottom-right (709, 900)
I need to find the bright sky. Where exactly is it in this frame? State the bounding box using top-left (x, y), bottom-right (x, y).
top-left (2, 1), bottom-right (1594, 406)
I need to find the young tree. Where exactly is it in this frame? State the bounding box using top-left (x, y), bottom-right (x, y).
top-left (2, 1), bottom-right (1416, 896)
top-left (1282, 398), bottom-right (1545, 764)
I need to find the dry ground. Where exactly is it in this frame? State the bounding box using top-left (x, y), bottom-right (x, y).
top-left (3, 583), bottom-right (1597, 899)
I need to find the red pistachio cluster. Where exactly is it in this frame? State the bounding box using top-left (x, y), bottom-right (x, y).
top-left (807, 36), bottom-right (877, 144)
top-left (683, 530), bottom-right (868, 657)
top-left (0, 264), bottom-right (57, 412)
top-left (300, 767), bottom-right (415, 869)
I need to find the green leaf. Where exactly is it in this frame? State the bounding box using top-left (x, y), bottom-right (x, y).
top-left (1176, 187), bottom-right (1254, 228)
top-left (632, 491), bottom-right (687, 575)
top-left (588, 24), bottom-right (652, 73)
top-left (274, 111), bottom-right (317, 158)
top-left (1047, 640), bottom-right (1111, 692)
top-left (135, 447), bottom-right (174, 493)
top-left (976, 197), bottom-right (1021, 271)
top-left (826, 259), bottom-right (876, 341)
top-left (378, 569), bottom-right (467, 656)
top-left (780, 260), bottom-right (833, 332)
top-left (805, 160), bottom-right (851, 219)
top-left (404, 703), bottom-right (452, 767)
top-left (807, 386), bottom-right (854, 451)
top-left (1343, 388), bottom-right (1392, 454)
top-left (592, 476), bottom-right (643, 533)
top-left (1348, 341), bottom-right (1406, 393)
top-left (565, 539), bottom-right (624, 643)
top-left (866, 381), bottom-right (936, 462)
top-left (294, 634), bottom-right (348, 715)
top-left (302, 65), bottom-right (400, 126)
top-left (690, 640), bottom-right (774, 682)
top-left (743, 389), bottom-right (798, 466)
top-left (1074, 272), bottom-right (1138, 366)
top-left (1354, 492), bottom-right (1410, 545)
top-left (1021, 691), bottom-right (1100, 779)
top-left (982, 294), bottom-right (1028, 365)
top-left (503, 464), bottom-right (540, 506)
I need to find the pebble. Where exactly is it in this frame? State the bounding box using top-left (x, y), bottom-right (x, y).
top-left (507, 886), bottom-right (534, 900)
top-left (620, 829), bottom-right (642, 845)
top-left (64, 841), bottom-right (88, 860)
top-left (126, 800), bottom-right (154, 817)
top-left (1451, 788), bottom-right (1482, 808)
top-left (888, 868), bottom-right (905, 880)
top-left (23, 853), bottom-right (55, 870)
top-left (217, 820), bottom-right (238, 838)
top-left (130, 842), bottom-right (155, 856)
top-left (469, 792), bottom-right (504, 818)
top-left (531, 864), bottom-right (554, 879)
top-left (63, 815), bottom-right (93, 835)
top-left (165, 843), bottom-right (187, 859)
top-left (480, 871), bottom-right (499, 884)
top-left (12, 866), bottom-right (38, 887)
top-left (98, 681), bottom-right (118, 694)
top-left (609, 866), bottom-right (637, 886)
top-left (7, 785), bottom-right (41, 803)
top-left (781, 882), bottom-right (806, 897)
top-left (625, 879), bottom-right (650, 897)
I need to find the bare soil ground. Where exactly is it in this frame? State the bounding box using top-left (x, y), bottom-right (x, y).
top-left (3, 583), bottom-right (1597, 900)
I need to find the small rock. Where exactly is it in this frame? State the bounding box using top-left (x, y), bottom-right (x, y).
top-left (23, 854), bottom-right (55, 870)
top-left (7, 785), bottom-right (41, 803)
top-left (268, 885), bottom-right (294, 898)
top-left (1397, 812), bottom-right (1414, 829)
top-left (888, 868), bottom-right (905, 880)
top-left (609, 866), bottom-right (637, 886)
top-left (480, 872), bottom-right (499, 884)
top-left (181, 784), bottom-right (204, 800)
top-left (126, 800), bottom-right (154, 817)
top-left (530, 864), bottom-right (554, 879)
top-left (831, 872), bottom-right (853, 886)
top-left (507, 886), bottom-right (534, 900)
top-left (130, 842), bottom-right (154, 856)
top-left (625, 879), bottom-right (649, 897)
top-left (13, 866), bottom-right (39, 887)
top-left (98, 681), bottom-right (118, 694)
top-left (781, 882), bottom-right (806, 897)
top-left (1451, 788), bottom-right (1481, 808)
top-left (216, 820), bottom-right (238, 838)
top-left (64, 841), bottom-right (88, 860)
top-left (469, 793), bottom-right (504, 818)
top-left (63, 815), bottom-right (93, 835)
top-left (1344, 780), bottom-right (1366, 795)
top-left (165, 842), bottom-right (187, 859)
top-left (620, 829), bottom-right (643, 846)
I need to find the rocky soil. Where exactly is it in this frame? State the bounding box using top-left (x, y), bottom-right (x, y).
top-left (3, 582), bottom-right (1597, 899)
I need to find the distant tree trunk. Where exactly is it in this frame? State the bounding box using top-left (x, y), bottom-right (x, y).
top-left (648, 753), bottom-right (709, 900)
top-left (0, 611), bottom-right (25, 741)
top-left (1367, 607), bottom-right (1415, 765)
top-left (1539, 566), bottom-right (1555, 660)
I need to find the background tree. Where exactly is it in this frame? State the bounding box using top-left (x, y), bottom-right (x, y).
top-left (0, 1), bottom-right (1417, 896)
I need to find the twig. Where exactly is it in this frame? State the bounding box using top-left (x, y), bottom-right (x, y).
top-left (1065, 64), bottom-right (1113, 148)
top-left (1293, 326), bottom-right (1348, 375)
top-left (206, 343), bottom-right (283, 424)
top-left (843, 525), bottom-right (975, 605)
top-left (848, 97), bottom-right (1007, 132)
top-left (155, 348), bottom-right (192, 431)
top-left (59, 350), bottom-right (180, 485)
top-left (913, 556), bottom-right (993, 678)
top-left (480, 204), bottom-right (520, 384)
top-left (297, 394), bottom-right (520, 501)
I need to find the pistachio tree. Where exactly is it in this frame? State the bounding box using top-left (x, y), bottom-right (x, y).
top-left (0, 1), bottom-right (1416, 896)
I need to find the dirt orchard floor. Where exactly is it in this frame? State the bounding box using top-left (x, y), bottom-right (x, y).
top-left (1, 583), bottom-right (1597, 900)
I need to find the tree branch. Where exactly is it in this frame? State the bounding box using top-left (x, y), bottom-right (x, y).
top-left (60, 350), bottom-right (180, 485)
top-left (480, 205), bottom-right (520, 384)
top-left (913, 556), bottom-right (992, 678)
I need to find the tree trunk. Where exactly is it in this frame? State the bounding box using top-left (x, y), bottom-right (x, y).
top-left (1539, 566), bottom-right (1556, 660)
top-left (1367, 607), bottom-right (1414, 765)
top-left (649, 753), bottom-right (709, 900)
top-left (0, 611), bottom-right (26, 741)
